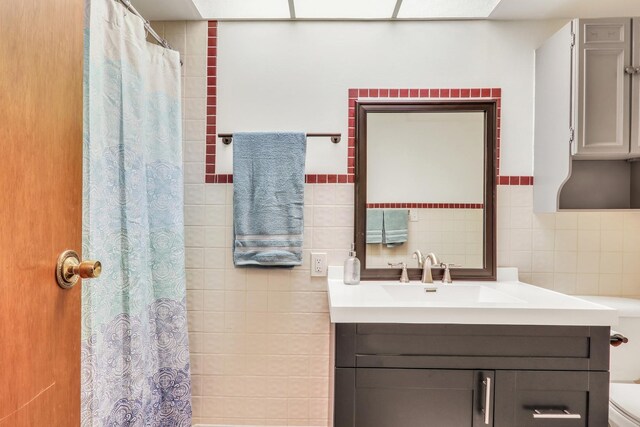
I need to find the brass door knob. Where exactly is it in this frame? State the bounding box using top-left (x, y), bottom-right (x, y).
top-left (56, 249), bottom-right (101, 289)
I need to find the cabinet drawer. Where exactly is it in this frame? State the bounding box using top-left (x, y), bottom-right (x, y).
top-left (494, 371), bottom-right (609, 427)
top-left (336, 324), bottom-right (610, 371)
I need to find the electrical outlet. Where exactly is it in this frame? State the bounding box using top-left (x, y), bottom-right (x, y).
top-left (409, 209), bottom-right (419, 222)
top-left (311, 253), bottom-right (327, 277)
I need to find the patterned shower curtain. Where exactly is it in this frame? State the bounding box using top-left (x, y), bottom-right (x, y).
top-left (81, 0), bottom-right (192, 425)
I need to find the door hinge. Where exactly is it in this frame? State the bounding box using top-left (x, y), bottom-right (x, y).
top-left (569, 127), bottom-right (575, 144)
top-left (570, 32), bottom-right (576, 48)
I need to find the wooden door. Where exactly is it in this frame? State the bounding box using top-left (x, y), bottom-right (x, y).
top-left (0, 0), bottom-right (84, 426)
top-left (574, 18), bottom-right (631, 158)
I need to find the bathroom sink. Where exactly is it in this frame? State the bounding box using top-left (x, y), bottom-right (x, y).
top-left (327, 266), bottom-right (618, 325)
top-left (381, 283), bottom-right (526, 305)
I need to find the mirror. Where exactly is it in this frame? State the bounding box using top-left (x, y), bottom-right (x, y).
top-left (354, 101), bottom-right (496, 281)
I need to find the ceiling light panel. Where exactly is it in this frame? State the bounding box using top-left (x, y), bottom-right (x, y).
top-left (295, 0), bottom-right (398, 19)
top-left (193, 0), bottom-right (290, 19)
top-left (398, 0), bottom-right (501, 18)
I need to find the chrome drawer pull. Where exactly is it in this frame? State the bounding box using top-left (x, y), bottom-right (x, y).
top-left (482, 377), bottom-right (491, 424)
top-left (533, 409), bottom-right (581, 419)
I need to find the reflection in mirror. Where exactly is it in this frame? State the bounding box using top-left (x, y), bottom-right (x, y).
top-left (366, 112), bottom-right (485, 269)
top-left (355, 101), bottom-right (496, 281)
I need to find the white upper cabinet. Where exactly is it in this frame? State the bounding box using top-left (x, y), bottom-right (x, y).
top-left (573, 18), bottom-right (631, 158)
top-left (632, 18), bottom-right (640, 156)
top-left (533, 21), bottom-right (573, 213)
top-left (534, 18), bottom-right (640, 212)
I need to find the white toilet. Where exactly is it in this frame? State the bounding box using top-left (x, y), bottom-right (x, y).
top-left (577, 296), bottom-right (640, 427)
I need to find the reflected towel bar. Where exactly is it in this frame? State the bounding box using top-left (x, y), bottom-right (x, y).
top-left (218, 133), bottom-right (341, 145)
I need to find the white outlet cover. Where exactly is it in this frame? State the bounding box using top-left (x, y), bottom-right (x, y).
top-left (311, 252), bottom-right (327, 277)
top-left (409, 209), bottom-right (419, 222)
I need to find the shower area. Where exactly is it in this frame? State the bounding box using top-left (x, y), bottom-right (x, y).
top-left (1, 0), bottom-right (334, 425)
top-left (81, 0), bottom-right (192, 424)
top-left (82, 0), bottom-right (336, 422)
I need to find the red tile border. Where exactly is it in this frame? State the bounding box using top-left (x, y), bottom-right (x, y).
top-left (497, 175), bottom-right (534, 185)
top-left (204, 21), bottom-right (219, 184)
top-left (205, 174), bottom-right (232, 184)
top-left (203, 41), bottom-right (532, 186)
top-left (348, 87), bottom-right (503, 178)
top-left (203, 22), bottom-right (354, 185)
top-left (366, 203), bottom-right (484, 209)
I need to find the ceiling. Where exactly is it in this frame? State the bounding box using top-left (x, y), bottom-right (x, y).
top-left (132, 0), bottom-right (640, 21)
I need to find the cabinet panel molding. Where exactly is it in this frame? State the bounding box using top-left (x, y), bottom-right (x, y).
top-left (575, 18), bottom-right (631, 157)
top-left (631, 18), bottom-right (640, 155)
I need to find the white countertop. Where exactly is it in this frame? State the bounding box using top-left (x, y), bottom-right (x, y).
top-left (327, 266), bottom-right (618, 326)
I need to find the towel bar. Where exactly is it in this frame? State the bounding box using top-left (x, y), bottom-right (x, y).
top-left (218, 133), bottom-right (341, 145)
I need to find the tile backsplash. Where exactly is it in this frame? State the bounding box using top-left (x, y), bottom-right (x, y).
top-left (367, 208), bottom-right (484, 269)
top-left (152, 19), bottom-right (640, 427)
top-left (498, 185), bottom-right (640, 297)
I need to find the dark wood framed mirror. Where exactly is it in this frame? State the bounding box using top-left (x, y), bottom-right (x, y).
top-left (354, 100), bottom-right (496, 281)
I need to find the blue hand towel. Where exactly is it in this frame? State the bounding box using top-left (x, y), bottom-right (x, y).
top-left (233, 132), bottom-right (307, 266)
top-left (383, 209), bottom-right (408, 247)
top-left (366, 209), bottom-right (383, 244)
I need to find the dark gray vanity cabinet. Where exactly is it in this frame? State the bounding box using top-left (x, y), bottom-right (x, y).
top-left (336, 368), bottom-right (493, 427)
top-left (334, 324), bottom-right (610, 427)
top-left (493, 370), bottom-right (609, 427)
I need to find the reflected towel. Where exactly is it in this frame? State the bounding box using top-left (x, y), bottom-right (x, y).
top-left (383, 209), bottom-right (408, 247)
top-left (366, 209), bottom-right (383, 244)
top-left (233, 132), bottom-right (306, 266)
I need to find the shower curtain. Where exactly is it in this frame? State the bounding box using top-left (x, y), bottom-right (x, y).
top-left (81, 0), bottom-right (191, 425)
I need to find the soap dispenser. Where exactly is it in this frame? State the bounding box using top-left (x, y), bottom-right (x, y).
top-left (344, 243), bottom-right (361, 285)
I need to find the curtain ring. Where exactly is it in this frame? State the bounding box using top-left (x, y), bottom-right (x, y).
top-left (122, 0), bottom-right (131, 17)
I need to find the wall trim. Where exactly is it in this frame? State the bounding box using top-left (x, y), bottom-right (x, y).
top-left (498, 175), bottom-right (533, 185)
top-left (367, 203), bottom-right (484, 209)
top-left (205, 21), bottom-right (220, 183)
top-left (194, 425), bottom-right (309, 427)
top-left (203, 20), bottom-right (350, 185)
top-left (203, 33), bottom-right (531, 187)
top-left (347, 88), bottom-right (532, 186)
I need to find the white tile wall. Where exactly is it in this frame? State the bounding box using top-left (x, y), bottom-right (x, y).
top-left (154, 19), bottom-right (640, 427)
top-left (367, 208), bottom-right (483, 268)
top-left (184, 182), bottom-right (349, 426)
top-left (498, 185), bottom-right (640, 297)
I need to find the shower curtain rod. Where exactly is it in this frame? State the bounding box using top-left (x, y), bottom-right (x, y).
top-left (116, 0), bottom-right (182, 65)
top-left (217, 133), bottom-right (342, 145)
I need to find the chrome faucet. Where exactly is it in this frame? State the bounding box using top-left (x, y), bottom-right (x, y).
top-left (440, 263), bottom-right (460, 283)
top-left (412, 250), bottom-right (439, 283)
top-left (441, 263), bottom-right (452, 283)
top-left (388, 262), bottom-right (410, 283)
top-left (413, 250), bottom-right (424, 268)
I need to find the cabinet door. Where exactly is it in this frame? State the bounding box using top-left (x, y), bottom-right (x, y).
top-left (574, 18), bottom-right (631, 158)
top-left (335, 368), bottom-right (494, 427)
top-left (632, 18), bottom-right (640, 156)
top-left (493, 370), bottom-right (609, 427)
